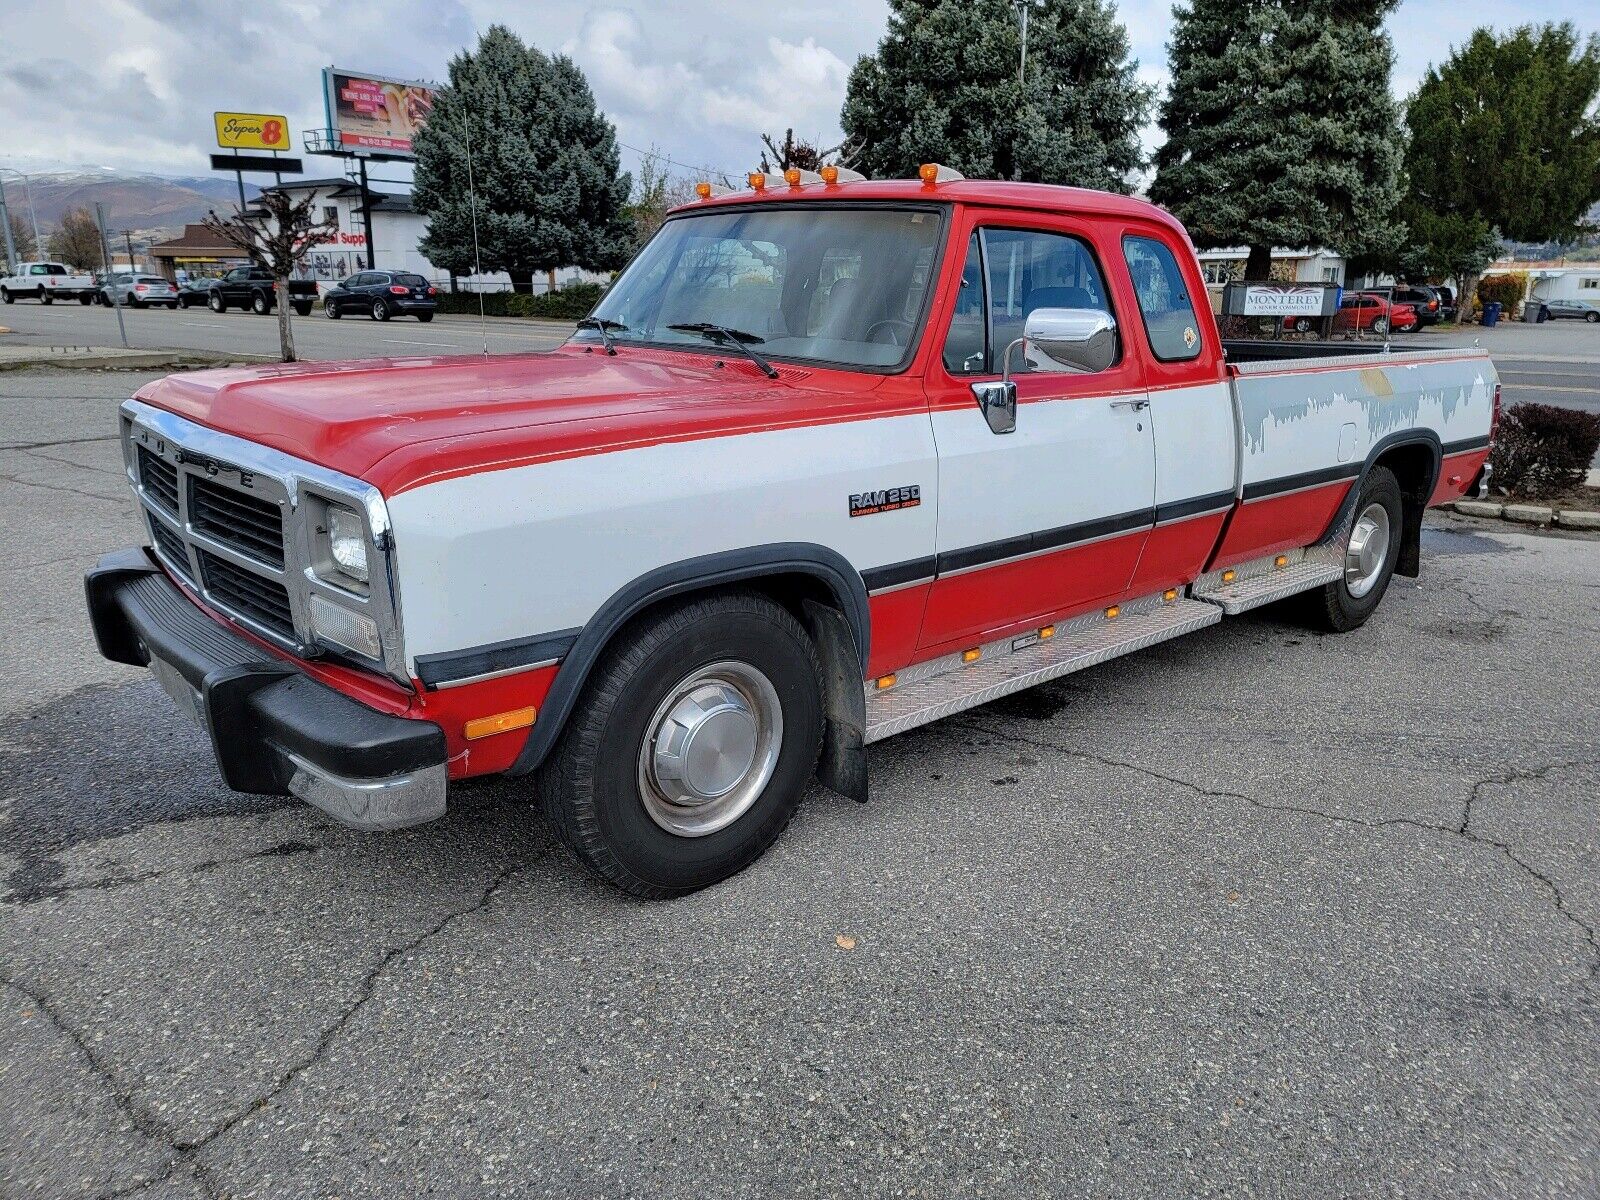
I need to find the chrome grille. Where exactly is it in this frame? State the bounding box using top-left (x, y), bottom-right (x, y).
top-left (148, 514), bottom-right (193, 583)
top-left (188, 475), bottom-right (286, 567)
top-left (137, 446), bottom-right (179, 515)
top-left (197, 549), bottom-right (295, 638)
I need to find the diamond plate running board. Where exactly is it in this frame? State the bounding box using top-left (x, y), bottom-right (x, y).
top-left (864, 596), bottom-right (1220, 743)
top-left (1191, 548), bottom-right (1343, 615)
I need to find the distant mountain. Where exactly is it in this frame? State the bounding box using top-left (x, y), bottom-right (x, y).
top-left (7, 171), bottom-right (263, 243)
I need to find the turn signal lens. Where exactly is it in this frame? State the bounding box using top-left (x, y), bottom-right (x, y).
top-left (1163, 588), bottom-right (1179, 604)
top-left (1039, 625), bottom-right (1055, 640)
top-left (875, 674), bottom-right (897, 690)
top-left (464, 706), bottom-right (537, 741)
top-left (695, 181), bottom-right (713, 200)
top-left (918, 163), bottom-right (939, 184)
top-left (1105, 605), bottom-right (1121, 620)
top-left (820, 164), bottom-right (839, 185)
top-left (1274, 555), bottom-right (1290, 569)
top-left (1221, 569), bottom-right (1237, 584)
top-left (784, 167), bottom-right (802, 186)
top-left (962, 648), bottom-right (982, 663)
top-left (747, 172), bottom-right (766, 191)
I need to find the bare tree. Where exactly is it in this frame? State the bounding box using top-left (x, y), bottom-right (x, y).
top-left (47, 207), bottom-right (104, 271)
top-left (758, 129), bottom-right (859, 173)
top-left (202, 190), bottom-right (335, 362)
top-left (626, 145), bottom-right (708, 248)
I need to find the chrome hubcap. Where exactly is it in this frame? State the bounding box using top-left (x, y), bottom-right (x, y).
top-left (1345, 502), bottom-right (1391, 598)
top-left (638, 660), bottom-right (782, 838)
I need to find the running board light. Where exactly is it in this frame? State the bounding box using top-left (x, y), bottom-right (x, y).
top-left (1275, 555), bottom-right (1290, 569)
top-left (962, 648), bottom-right (982, 663)
top-left (1221, 569), bottom-right (1237, 584)
top-left (875, 674), bottom-right (897, 690)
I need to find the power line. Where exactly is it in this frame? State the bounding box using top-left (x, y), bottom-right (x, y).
top-left (616, 140), bottom-right (736, 181)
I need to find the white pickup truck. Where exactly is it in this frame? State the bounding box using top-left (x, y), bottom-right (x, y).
top-left (1, 261), bottom-right (97, 304)
top-left (87, 170), bottom-right (1498, 897)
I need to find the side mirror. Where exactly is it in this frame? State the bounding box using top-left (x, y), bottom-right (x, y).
top-left (1023, 307), bottom-right (1119, 374)
top-left (971, 380), bottom-right (1016, 435)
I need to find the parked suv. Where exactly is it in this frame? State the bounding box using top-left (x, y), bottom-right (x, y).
top-left (1391, 284), bottom-right (1443, 326)
top-left (99, 273), bottom-right (179, 309)
top-left (323, 271), bottom-right (438, 322)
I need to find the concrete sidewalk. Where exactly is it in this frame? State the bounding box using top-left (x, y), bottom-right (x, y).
top-left (0, 343), bottom-right (261, 371)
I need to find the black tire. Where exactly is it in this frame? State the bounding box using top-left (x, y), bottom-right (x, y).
top-left (325, 301), bottom-right (341, 320)
top-left (372, 298), bottom-right (390, 321)
top-left (209, 292), bottom-right (225, 313)
top-left (1, 288), bottom-right (11, 304)
top-left (79, 294), bottom-right (93, 305)
top-left (1586, 312), bottom-right (1599, 324)
top-left (1293, 317), bottom-right (1312, 333)
top-left (1307, 465), bottom-right (1404, 633)
top-left (292, 302), bottom-right (312, 317)
top-left (416, 311), bottom-right (434, 323)
top-left (251, 291), bottom-right (270, 315)
top-left (40, 289), bottom-right (52, 305)
top-left (1371, 316), bottom-right (1388, 335)
top-left (538, 592), bottom-right (824, 898)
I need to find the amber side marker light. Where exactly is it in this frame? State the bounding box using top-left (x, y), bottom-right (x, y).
top-left (1104, 605), bottom-right (1121, 620)
top-left (962, 648), bottom-right (982, 664)
top-left (875, 674), bottom-right (897, 690)
top-left (465, 706), bottom-right (537, 741)
top-left (1039, 625), bottom-right (1056, 640)
top-left (1163, 588), bottom-right (1180, 604)
top-left (1221, 569), bottom-right (1237, 584)
top-left (1274, 554), bottom-right (1290, 569)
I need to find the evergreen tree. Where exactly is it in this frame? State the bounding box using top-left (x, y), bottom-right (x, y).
top-left (1402, 22), bottom-right (1600, 306)
top-left (1150, 0), bottom-right (1405, 279)
top-left (413, 25), bottom-right (633, 293)
top-left (841, 0), bottom-right (1151, 192)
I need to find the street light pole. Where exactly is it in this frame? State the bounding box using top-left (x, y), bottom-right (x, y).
top-left (0, 175), bottom-right (16, 273)
top-left (1014, 0), bottom-right (1043, 86)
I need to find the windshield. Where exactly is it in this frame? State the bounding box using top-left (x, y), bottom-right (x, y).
top-left (582, 205), bottom-right (945, 370)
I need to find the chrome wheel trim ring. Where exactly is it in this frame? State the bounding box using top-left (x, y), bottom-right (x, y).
top-left (637, 660), bottom-right (783, 838)
top-left (1345, 502), bottom-right (1392, 598)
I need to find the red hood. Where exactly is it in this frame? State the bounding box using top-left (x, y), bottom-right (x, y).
top-left (133, 348), bottom-right (889, 494)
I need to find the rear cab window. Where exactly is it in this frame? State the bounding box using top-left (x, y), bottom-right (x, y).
top-left (31, 264), bottom-right (67, 276)
top-left (1122, 235), bottom-right (1202, 362)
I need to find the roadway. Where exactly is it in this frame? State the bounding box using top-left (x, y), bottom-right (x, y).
top-left (2, 365), bottom-right (1598, 1197)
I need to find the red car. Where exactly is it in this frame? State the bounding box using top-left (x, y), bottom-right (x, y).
top-left (1333, 293), bottom-right (1418, 334)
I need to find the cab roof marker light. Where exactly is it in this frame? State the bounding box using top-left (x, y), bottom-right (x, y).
top-left (746, 172), bottom-right (784, 192)
top-left (694, 181), bottom-right (730, 200)
top-left (820, 165), bottom-right (866, 185)
top-left (918, 163), bottom-right (965, 186)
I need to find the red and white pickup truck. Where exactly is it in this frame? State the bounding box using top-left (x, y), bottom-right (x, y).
top-left (87, 170), bottom-right (1498, 896)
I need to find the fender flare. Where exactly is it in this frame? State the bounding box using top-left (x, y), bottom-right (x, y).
top-left (507, 542), bottom-right (871, 776)
top-left (1318, 429), bottom-right (1442, 571)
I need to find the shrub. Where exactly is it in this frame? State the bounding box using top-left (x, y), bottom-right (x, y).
top-left (1476, 272), bottom-right (1527, 315)
top-left (512, 282), bottom-right (607, 320)
top-left (1489, 402), bottom-right (1600, 499)
top-left (433, 290), bottom-right (515, 316)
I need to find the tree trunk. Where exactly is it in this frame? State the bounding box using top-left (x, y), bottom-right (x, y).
top-left (274, 276), bottom-right (296, 362)
top-left (507, 269), bottom-right (534, 294)
top-left (1244, 244), bottom-right (1273, 280)
top-left (1456, 272), bottom-right (1482, 323)
top-left (546, 268), bottom-right (557, 294)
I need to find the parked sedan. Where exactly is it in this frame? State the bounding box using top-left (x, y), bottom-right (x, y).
top-left (99, 274), bottom-right (179, 309)
top-left (175, 278), bottom-right (216, 309)
top-left (323, 271), bottom-right (438, 322)
top-left (1537, 298), bottom-right (1600, 323)
top-left (1333, 293), bottom-right (1418, 335)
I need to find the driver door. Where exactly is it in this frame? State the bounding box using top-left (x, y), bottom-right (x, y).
top-left (917, 218), bottom-right (1156, 653)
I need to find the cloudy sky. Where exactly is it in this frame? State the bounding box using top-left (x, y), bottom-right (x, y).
top-left (1, 0), bottom-right (1593, 185)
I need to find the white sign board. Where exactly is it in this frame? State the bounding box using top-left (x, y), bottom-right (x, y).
top-left (1239, 284), bottom-right (1326, 317)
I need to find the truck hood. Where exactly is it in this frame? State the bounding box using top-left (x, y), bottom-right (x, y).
top-left (133, 348), bottom-right (872, 494)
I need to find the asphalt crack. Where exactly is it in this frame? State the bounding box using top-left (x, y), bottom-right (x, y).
top-left (4, 859), bottom-right (529, 1200)
top-left (958, 717), bottom-right (1600, 982)
top-left (4, 839), bottom-right (320, 906)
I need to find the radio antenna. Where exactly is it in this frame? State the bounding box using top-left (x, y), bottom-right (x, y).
top-left (458, 97), bottom-right (488, 356)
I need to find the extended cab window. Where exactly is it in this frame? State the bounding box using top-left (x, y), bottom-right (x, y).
top-left (586, 206), bottom-right (944, 370)
top-left (943, 226), bottom-right (1116, 375)
top-left (1123, 235), bottom-right (1203, 362)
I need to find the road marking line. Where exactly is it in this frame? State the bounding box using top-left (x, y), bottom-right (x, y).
top-left (382, 339), bottom-right (461, 348)
top-left (1503, 383), bottom-right (1598, 394)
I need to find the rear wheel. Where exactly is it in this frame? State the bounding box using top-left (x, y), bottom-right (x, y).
top-left (251, 291), bottom-right (270, 315)
top-left (416, 311), bottom-right (434, 323)
top-left (39, 288), bottom-right (52, 305)
top-left (372, 298), bottom-right (391, 321)
top-left (80, 294), bottom-right (94, 305)
top-left (1586, 312), bottom-right (1599, 324)
top-left (1307, 466), bottom-right (1403, 633)
top-left (539, 592), bottom-right (823, 898)
top-left (1, 288), bottom-right (11, 304)
top-left (1293, 317), bottom-right (1312, 333)
top-left (292, 302), bottom-right (312, 317)
top-left (1371, 317), bottom-right (1388, 335)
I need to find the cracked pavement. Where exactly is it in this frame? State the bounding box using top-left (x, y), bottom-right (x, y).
top-left (3, 368), bottom-right (1599, 1197)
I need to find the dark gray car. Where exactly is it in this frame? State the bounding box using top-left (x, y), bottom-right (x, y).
top-left (1537, 297), bottom-right (1600, 323)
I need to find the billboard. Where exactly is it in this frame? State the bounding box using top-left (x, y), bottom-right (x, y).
top-left (214, 112), bottom-right (291, 152)
top-left (322, 68), bottom-right (436, 157)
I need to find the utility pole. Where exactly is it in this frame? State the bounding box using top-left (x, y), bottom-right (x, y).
top-left (94, 203), bottom-right (129, 347)
top-left (0, 175), bottom-right (16, 273)
top-left (122, 230), bottom-right (138, 272)
top-left (0, 169), bottom-right (43, 256)
top-left (1014, 0), bottom-right (1043, 85)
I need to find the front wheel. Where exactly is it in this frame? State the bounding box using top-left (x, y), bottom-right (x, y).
top-left (538, 592), bottom-right (823, 898)
top-left (1307, 466), bottom-right (1403, 633)
top-left (1371, 317), bottom-right (1388, 335)
top-left (208, 292), bottom-right (225, 313)
top-left (1586, 312), bottom-right (1599, 324)
top-left (325, 301), bottom-right (341, 320)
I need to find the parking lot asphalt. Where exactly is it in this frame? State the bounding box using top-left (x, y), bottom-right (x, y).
top-left (2, 365), bottom-right (1598, 1197)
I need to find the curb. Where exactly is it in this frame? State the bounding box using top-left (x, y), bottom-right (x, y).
top-left (1452, 499), bottom-right (1600, 530)
top-left (0, 350), bottom-right (267, 373)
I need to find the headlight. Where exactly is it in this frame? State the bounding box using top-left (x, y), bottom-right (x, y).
top-left (326, 504), bottom-right (369, 583)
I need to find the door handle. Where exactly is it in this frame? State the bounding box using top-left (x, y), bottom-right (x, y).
top-left (1109, 397), bottom-right (1150, 411)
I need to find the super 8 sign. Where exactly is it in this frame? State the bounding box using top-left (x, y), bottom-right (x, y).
top-left (215, 112), bottom-right (291, 152)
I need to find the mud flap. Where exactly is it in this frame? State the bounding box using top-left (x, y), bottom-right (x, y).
top-left (802, 598), bottom-right (868, 803)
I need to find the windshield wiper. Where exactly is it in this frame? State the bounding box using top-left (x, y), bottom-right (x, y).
top-left (575, 316), bottom-right (626, 355)
top-left (666, 322), bottom-right (780, 379)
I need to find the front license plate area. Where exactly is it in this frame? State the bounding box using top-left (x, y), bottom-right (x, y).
top-left (148, 653), bottom-right (207, 731)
